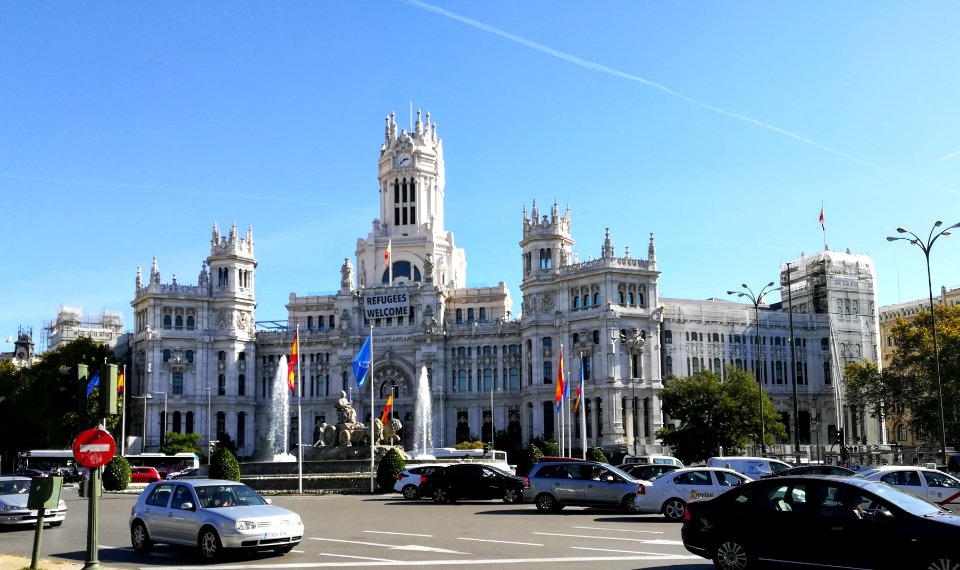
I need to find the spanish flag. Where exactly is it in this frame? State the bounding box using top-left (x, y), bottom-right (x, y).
top-left (385, 239), bottom-right (392, 264)
top-left (287, 330), bottom-right (298, 392)
top-left (572, 357), bottom-right (583, 414)
top-left (555, 346), bottom-right (566, 412)
top-left (117, 369), bottom-right (125, 395)
top-left (380, 393), bottom-right (394, 424)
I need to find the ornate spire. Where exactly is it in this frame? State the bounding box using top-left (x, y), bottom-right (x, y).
top-left (648, 233), bottom-right (656, 263)
top-left (136, 266), bottom-right (142, 290)
top-left (150, 257), bottom-right (160, 284)
top-left (602, 227), bottom-right (615, 258)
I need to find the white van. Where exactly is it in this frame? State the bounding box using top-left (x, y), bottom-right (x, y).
top-left (620, 454), bottom-right (684, 468)
top-left (706, 456), bottom-right (791, 480)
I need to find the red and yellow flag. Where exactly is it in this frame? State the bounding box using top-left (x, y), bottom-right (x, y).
top-left (117, 369), bottom-right (125, 395)
top-left (385, 239), bottom-right (392, 264)
top-left (287, 330), bottom-right (298, 392)
top-left (380, 394), bottom-right (394, 424)
top-left (555, 346), bottom-right (566, 411)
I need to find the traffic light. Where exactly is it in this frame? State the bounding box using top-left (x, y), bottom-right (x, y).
top-left (99, 364), bottom-right (118, 415)
top-left (74, 364), bottom-right (89, 414)
top-left (837, 428), bottom-right (845, 446)
top-left (827, 425), bottom-right (838, 445)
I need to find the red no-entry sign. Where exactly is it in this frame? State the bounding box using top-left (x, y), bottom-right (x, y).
top-left (72, 428), bottom-right (116, 468)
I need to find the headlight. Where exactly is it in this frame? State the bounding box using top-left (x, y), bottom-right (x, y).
top-left (235, 520), bottom-right (257, 530)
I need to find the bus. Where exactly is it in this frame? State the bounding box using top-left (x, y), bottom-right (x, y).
top-left (16, 450), bottom-right (199, 480)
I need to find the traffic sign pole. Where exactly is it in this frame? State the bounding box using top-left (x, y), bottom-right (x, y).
top-left (73, 428), bottom-right (114, 570)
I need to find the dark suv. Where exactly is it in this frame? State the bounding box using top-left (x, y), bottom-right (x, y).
top-left (420, 464), bottom-right (524, 504)
top-left (524, 459), bottom-right (641, 512)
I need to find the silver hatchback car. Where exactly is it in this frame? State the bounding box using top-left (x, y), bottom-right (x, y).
top-left (524, 460), bottom-right (642, 512)
top-left (129, 479), bottom-right (303, 561)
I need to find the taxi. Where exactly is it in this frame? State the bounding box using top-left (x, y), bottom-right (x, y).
top-left (633, 467), bottom-right (750, 520)
top-left (855, 465), bottom-right (960, 511)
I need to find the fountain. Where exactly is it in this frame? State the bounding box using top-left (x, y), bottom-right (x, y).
top-left (412, 366), bottom-right (433, 458)
top-left (267, 355), bottom-right (296, 462)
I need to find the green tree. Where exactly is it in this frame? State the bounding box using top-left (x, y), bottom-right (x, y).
top-left (209, 447), bottom-right (241, 481)
top-left (160, 432), bottom-right (203, 458)
top-left (215, 431), bottom-right (239, 457)
top-left (586, 447), bottom-right (608, 463)
top-left (658, 368), bottom-right (786, 464)
top-left (845, 305), bottom-right (960, 451)
top-left (103, 455), bottom-right (132, 491)
top-left (376, 448), bottom-right (407, 492)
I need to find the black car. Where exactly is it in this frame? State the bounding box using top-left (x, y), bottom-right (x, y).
top-left (620, 463), bottom-right (682, 481)
top-left (13, 469), bottom-right (47, 478)
top-left (759, 465), bottom-right (856, 479)
top-left (683, 475), bottom-right (960, 569)
top-left (420, 464), bottom-right (524, 504)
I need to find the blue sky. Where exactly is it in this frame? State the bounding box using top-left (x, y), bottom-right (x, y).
top-left (3, 1), bottom-right (960, 349)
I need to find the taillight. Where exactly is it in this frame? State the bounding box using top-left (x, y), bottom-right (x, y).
top-left (396, 473), bottom-right (405, 481)
top-left (683, 505), bottom-right (692, 522)
top-left (420, 475), bottom-right (428, 484)
top-left (637, 483), bottom-right (645, 495)
top-left (524, 477), bottom-right (530, 488)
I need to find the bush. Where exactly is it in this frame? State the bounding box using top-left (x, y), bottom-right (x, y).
top-left (587, 447), bottom-right (608, 463)
top-left (515, 444), bottom-right (543, 477)
top-left (209, 447), bottom-right (241, 481)
top-left (530, 436), bottom-right (559, 457)
top-left (454, 440), bottom-right (484, 450)
top-left (102, 455), bottom-right (131, 491)
top-left (376, 448), bottom-right (407, 493)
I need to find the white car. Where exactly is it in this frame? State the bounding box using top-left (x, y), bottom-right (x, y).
top-left (394, 464), bottom-right (451, 499)
top-left (855, 466), bottom-right (960, 511)
top-left (0, 476), bottom-right (67, 527)
top-left (633, 467), bottom-right (750, 521)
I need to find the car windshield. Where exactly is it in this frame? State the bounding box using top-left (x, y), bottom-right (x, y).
top-left (602, 464), bottom-right (635, 479)
top-left (484, 465), bottom-right (515, 478)
top-left (854, 468), bottom-right (881, 478)
top-left (862, 481), bottom-right (944, 516)
top-left (0, 480), bottom-right (30, 495)
top-left (195, 484), bottom-right (268, 509)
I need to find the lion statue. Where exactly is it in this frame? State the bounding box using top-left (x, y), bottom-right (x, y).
top-left (314, 423), bottom-right (337, 447)
top-left (381, 417), bottom-right (403, 446)
top-left (338, 420), bottom-right (383, 447)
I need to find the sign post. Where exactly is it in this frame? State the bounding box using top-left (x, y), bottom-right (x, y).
top-left (73, 428), bottom-right (116, 570)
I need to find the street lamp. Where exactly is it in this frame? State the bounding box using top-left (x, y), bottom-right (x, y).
top-left (131, 394), bottom-right (152, 452)
top-left (728, 281), bottom-right (777, 456)
top-left (153, 391), bottom-right (167, 448)
top-left (202, 386), bottom-right (212, 454)
top-left (887, 220), bottom-right (960, 467)
top-left (617, 327), bottom-right (646, 456)
top-left (812, 385), bottom-right (834, 463)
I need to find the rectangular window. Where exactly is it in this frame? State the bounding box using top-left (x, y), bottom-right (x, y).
top-left (172, 372), bottom-right (184, 395)
top-left (238, 374), bottom-right (246, 396)
top-left (218, 374), bottom-right (226, 396)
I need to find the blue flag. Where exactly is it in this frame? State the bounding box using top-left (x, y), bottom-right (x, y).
top-left (352, 332), bottom-right (372, 388)
top-left (86, 371), bottom-right (100, 398)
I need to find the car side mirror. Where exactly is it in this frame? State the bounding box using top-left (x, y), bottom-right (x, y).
top-left (180, 502), bottom-right (195, 511)
top-left (605, 475), bottom-right (615, 483)
top-left (264, 498), bottom-right (272, 505)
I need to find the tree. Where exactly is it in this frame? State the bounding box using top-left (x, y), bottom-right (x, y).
top-left (658, 368), bottom-right (786, 464)
top-left (160, 432), bottom-right (203, 458)
top-left (103, 455), bottom-right (132, 491)
top-left (209, 447), bottom-right (241, 481)
top-left (845, 305), bottom-right (960, 451)
top-left (586, 447), bottom-right (608, 463)
top-left (376, 447), bottom-right (407, 492)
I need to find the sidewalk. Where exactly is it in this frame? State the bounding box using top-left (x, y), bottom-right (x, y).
top-left (0, 553), bottom-right (85, 569)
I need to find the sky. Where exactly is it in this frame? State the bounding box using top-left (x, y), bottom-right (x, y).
top-left (3, 1), bottom-right (960, 351)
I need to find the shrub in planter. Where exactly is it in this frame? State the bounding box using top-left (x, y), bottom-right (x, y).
top-left (102, 455), bottom-right (131, 491)
top-left (210, 447), bottom-right (241, 481)
top-left (376, 448), bottom-right (407, 493)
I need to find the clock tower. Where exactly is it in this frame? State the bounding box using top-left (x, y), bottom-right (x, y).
top-left (355, 110), bottom-right (466, 289)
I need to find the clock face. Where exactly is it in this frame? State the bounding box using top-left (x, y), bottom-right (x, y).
top-left (395, 154), bottom-right (411, 168)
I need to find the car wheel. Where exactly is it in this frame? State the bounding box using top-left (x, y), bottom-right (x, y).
top-left (402, 485), bottom-right (420, 500)
top-left (926, 557), bottom-right (960, 570)
top-left (663, 498), bottom-right (686, 521)
top-left (433, 487), bottom-right (450, 503)
top-left (713, 538), bottom-right (752, 570)
top-left (621, 494), bottom-right (639, 513)
top-left (198, 526), bottom-right (223, 561)
top-left (503, 488), bottom-right (521, 503)
top-left (535, 493), bottom-right (562, 512)
top-left (130, 520), bottom-right (152, 554)
top-left (274, 544), bottom-right (295, 554)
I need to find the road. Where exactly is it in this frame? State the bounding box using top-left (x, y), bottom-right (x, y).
top-left (0, 485), bottom-right (714, 569)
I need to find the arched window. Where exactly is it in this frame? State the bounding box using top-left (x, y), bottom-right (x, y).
top-left (186, 315), bottom-right (195, 329)
top-left (573, 296), bottom-right (580, 309)
top-left (175, 315), bottom-right (183, 329)
top-left (381, 260), bottom-right (422, 284)
top-left (593, 292), bottom-right (600, 306)
top-left (163, 315), bottom-right (172, 329)
top-left (539, 248), bottom-right (553, 269)
top-left (583, 294), bottom-right (590, 307)
top-left (618, 291), bottom-right (625, 304)
top-left (628, 292), bottom-right (635, 305)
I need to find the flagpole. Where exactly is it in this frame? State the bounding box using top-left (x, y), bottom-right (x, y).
top-left (369, 325), bottom-right (375, 494)
top-left (490, 385), bottom-right (495, 452)
top-left (820, 201), bottom-right (827, 251)
top-left (120, 364), bottom-right (127, 456)
top-left (387, 239), bottom-right (393, 286)
top-left (580, 353), bottom-right (587, 459)
top-left (559, 344), bottom-right (564, 457)
top-left (296, 325), bottom-right (303, 494)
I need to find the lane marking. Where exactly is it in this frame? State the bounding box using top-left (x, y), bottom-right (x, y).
top-left (458, 537), bottom-right (544, 546)
top-left (571, 525), bottom-right (663, 534)
top-left (534, 532), bottom-right (682, 545)
top-left (366, 530), bottom-right (434, 537)
top-left (571, 546), bottom-right (682, 556)
top-left (144, 554), bottom-right (703, 568)
top-left (319, 553), bottom-right (398, 562)
top-left (309, 536), bottom-right (466, 554)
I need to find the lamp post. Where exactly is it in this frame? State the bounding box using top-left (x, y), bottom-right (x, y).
top-left (887, 221), bottom-right (960, 467)
top-left (812, 385), bottom-right (834, 464)
top-left (728, 282), bottom-right (777, 456)
top-left (617, 327), bottom-right (646, 456)
top-left (202, 387), bottom-right (212, 458)
top-left (132, 394), bottom-right (152, 453)
top-left (153, 391), bottom-right (167, 448)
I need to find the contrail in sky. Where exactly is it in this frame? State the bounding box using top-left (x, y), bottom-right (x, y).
top-left (407, 0), bottom-right (960, 196)
top-left (937, 149), bottom-right (960, 162)
top-left (0, 173), bottom-right (337, 207)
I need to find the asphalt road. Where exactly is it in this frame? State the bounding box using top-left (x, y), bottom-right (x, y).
top-left (0, 485), bottom-right (715, 569)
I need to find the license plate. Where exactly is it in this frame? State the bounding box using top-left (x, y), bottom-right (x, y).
top-left (263, 531), bottom-right (288, 539)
